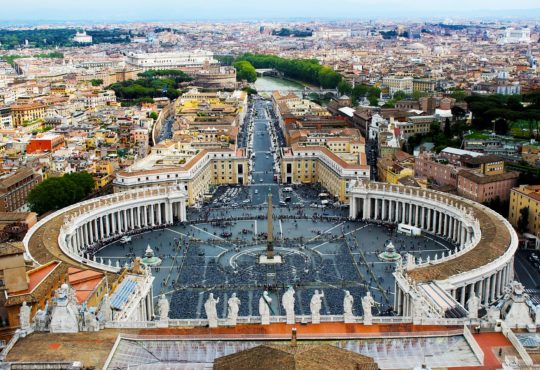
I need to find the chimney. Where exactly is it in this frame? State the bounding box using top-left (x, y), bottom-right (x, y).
top-left (291, 327), bottom-right (297, 347)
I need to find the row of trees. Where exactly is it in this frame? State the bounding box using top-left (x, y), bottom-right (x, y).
top-left (233, 61), bottom-right (257, 83)
top-left (235, 53), bottom-right (342, 89)
top-left (0, 29), bottom-right (129, 49)
top-left (28, 172), bottom-right (95, 215)
top-left (107, 71), bottom-right (192, 102)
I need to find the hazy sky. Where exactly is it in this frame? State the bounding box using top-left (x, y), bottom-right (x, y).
top-left (2, 0), bottom-right (540, 22)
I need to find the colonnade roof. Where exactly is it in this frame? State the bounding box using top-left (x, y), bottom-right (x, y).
top-left (407, 196), bottom-right (511, 283)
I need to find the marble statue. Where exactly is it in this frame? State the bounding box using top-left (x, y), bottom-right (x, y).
top-left (310, 290), bottom-right (324, 324)
top-left (227, 293), bottom-right (241, 326)
top-left (535, 305), bottom-right (540, 326)
top-left (204, 293), bottom-right (219, 328)
top-left (282, 286), bottom-right (295, 324)
top-left (19, 302), bottom-right (31, 331)
top-left (259, 291), bottom-right (272, 325)
top-left (361, 291), bottom-right (375, 325)
top-left (158, 294), bottom-right (170, 321)
top-left (499, 281), bottom-right (534, 328)
top-left (83, 310), bottom-right (99, 332)
top-left (343, 290), bottom-right (354, 323)
top-left (466, 292), bottom-right (481, 319)
top-left (100, 294), bottom-right (113, 322)
top-left (413, 297), bottom-right (424, 321)
top-left (33, 308), bottom-right (48, 331)
top-left (487, 306), bottom-right (501, 323)
top-left (49, 283), bottom-right (80, 333)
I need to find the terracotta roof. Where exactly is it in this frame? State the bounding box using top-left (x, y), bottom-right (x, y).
top-left (409, 191), bottom-right (511, 282)
top-left (214, 343), bottom-right (378, 370)
top-left (458, 170), bottom-right (519, 184)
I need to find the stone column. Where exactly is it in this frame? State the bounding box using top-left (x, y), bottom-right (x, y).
top-left (483, 277), bottom-right (490, 306)
top-left (460, 286), bottom-right (466, 307)
top-left (490, 274), bottom-right (496, 302)
top-left (477, 279), bottom-right (483, 302)
top-left (427, 208), bottom-right (432, 231)
top-left (497, 270), bottom-right (503, 297)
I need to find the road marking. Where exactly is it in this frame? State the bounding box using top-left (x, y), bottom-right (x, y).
top-left (308, 221), bottom-right (345, 242)
top-left (279, 219), bottom-right (283, 239)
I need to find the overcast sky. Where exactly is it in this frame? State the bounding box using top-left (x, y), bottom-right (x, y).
top-left (2, 0), bottom-right (540, 22)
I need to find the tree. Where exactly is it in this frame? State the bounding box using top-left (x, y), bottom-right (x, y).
top-left (444, 118), bottom-right (451, 137)
top-left (518, 206), bottom-right (530, 233)
top-left (233, 61), bottom-right (257, 83)
top-left (90, 79), bottom-right (103, 87)
top-left (149, 111), bottom-right (158, 120)
top-left (392, 90), bottom-right (407, 101)
top-left (28, 172), bottom-right (95, 215)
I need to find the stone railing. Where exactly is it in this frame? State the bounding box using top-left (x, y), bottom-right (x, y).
top-left (0, 328), bottom-right (31, 362)
top-left (104, 315), bottom-right (470, 329)
top-left (501, 322), bottom-right (534, 366)
top-left (463, 324), bottom-right (485, 365)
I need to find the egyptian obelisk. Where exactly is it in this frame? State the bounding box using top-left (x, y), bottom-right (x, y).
top-left (267, 192), bottom-right (274, 259)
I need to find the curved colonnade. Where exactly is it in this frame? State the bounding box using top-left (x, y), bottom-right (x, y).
top-left (349, 180), bottom-right (518, 317)
top-left (24, 186), bottom-right (187, 273)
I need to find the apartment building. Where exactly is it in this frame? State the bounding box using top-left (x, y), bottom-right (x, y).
top-left (0, 168), bottom-right (42, 212)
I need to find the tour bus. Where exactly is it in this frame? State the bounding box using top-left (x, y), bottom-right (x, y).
top-left (397, 223), bottom-right (421, 236)
top-left (283, 187), bottom-right (293, 193)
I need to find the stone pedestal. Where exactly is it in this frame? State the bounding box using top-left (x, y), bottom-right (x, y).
top-left (312, 313), bottom-right (320, 324)
top-left (363, 316), bottom-right (372, 326)
top-left (344, 313), bottom-right (355, 324)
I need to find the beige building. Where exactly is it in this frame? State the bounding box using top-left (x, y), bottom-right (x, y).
top-left (280, 144), bottom-right (369, 203)
top-left (114, 142), bottom-right (248, 205)
top-left (10, 103), bottom-right (46, 127)
top-left (509, 185), bottom-right (540, 235)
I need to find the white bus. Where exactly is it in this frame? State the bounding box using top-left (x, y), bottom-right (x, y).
top-left (397, 224), bottom-right (422, 236)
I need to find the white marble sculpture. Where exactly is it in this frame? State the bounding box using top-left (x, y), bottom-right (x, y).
top-left (466, 292), bottom-right (481, 319)
top-left (487, 306), bottom-right (501, 323)
top-left (535, 305), bottom-right (540, 326)
top-left (499, 281), bottom-right (534, 328)
top-left (412, 297), bottom-right (424, 323)
top-left (310, 290), bottom-right (324, 324)
top-left (204, 293), bottom-right (220, 328)
top-left (83, 310), bottom-right (99, 332)
top-left (158, 294), bottom-right (170, 321)
top-left (282, 286), bottom-right (295, 324)
top-left (49, 283), bottom-right (80, 333)
top-left (343, 290), bottom-right (355, 323)
top-left (227, 293), bottom-right (241, 326)
top-left (259, 291), bottom-right (272, 325)
top-left (33, 308), bottom-right (48, 332)
top-left (100, 294), bottom-right (113, 322)
top-left (19, 302), bottom-right (31, 331)
top-left (362, 291), bottom-right (375, 325)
